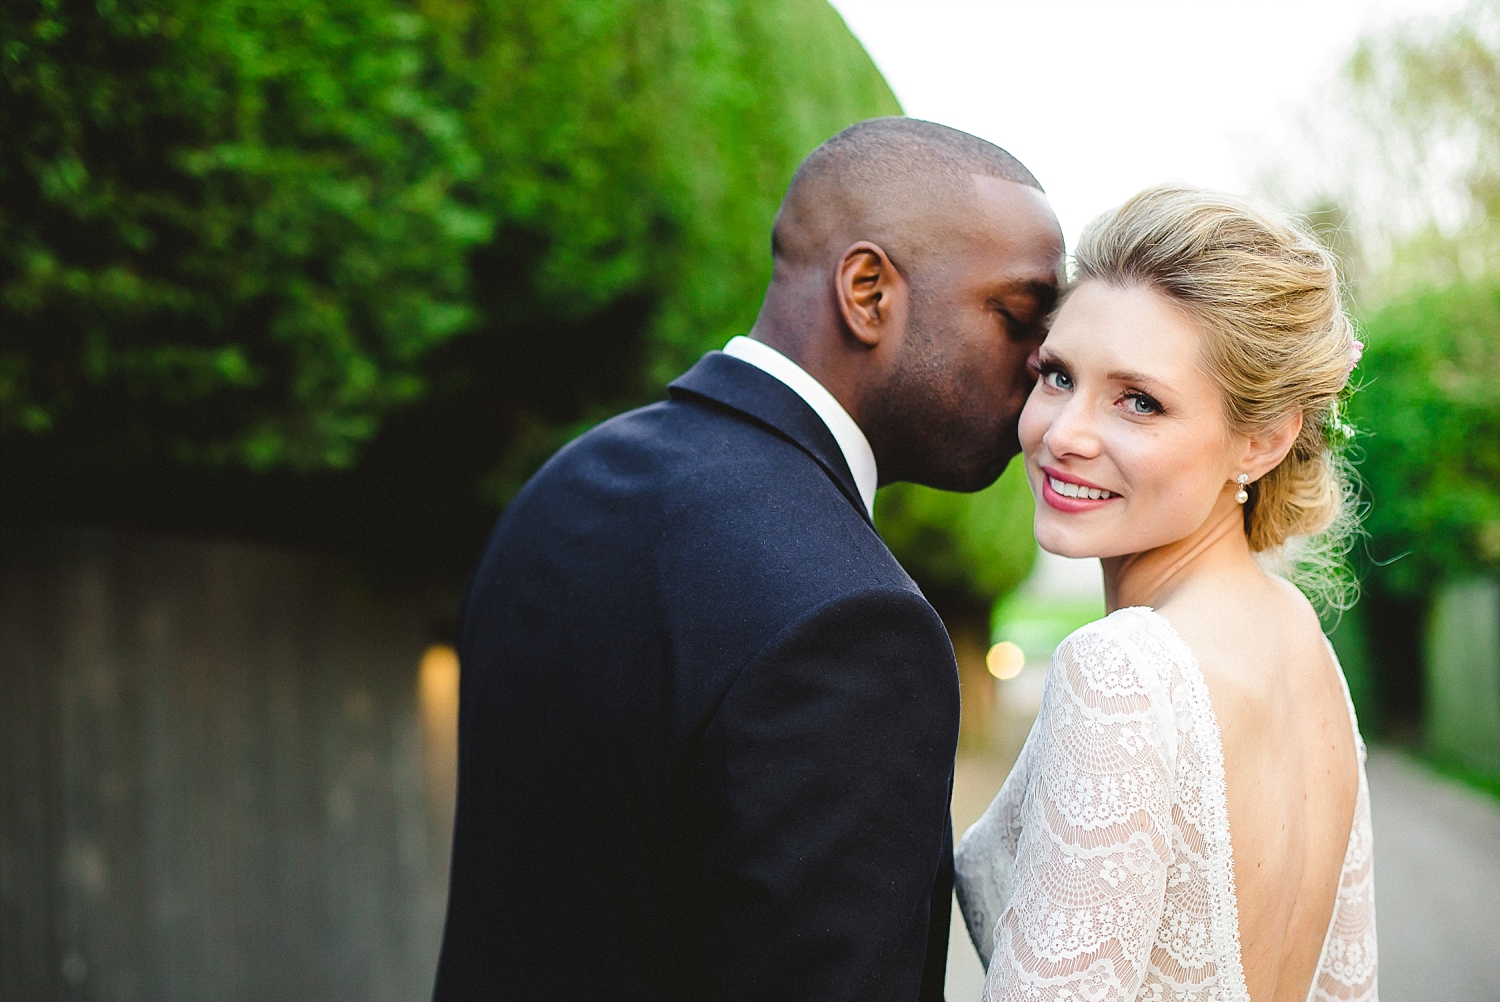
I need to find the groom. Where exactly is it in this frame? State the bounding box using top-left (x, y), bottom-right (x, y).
top-left (433, 117), bottom-right (1063, 1001)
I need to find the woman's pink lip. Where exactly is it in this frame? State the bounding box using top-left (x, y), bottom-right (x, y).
top-left (1039, 468), bottom-right (1121, 513)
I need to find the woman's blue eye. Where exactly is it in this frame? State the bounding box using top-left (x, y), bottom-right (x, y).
top-left (1125, 392), bottom-right (1162, 415)
top-left (1042, 367), bottom-right (1072, 391)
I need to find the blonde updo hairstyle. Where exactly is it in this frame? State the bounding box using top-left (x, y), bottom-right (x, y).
top-left (1073, 185), bottom-right (1359, 605)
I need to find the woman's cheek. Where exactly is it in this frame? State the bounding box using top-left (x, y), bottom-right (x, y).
top-left (1018, 386), bottom-right (1049, 456)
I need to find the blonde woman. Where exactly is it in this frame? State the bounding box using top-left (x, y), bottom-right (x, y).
top-left (955, 186), bottom-right (1376, 1002)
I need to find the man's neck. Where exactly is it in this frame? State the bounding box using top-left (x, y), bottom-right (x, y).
top-left (746, 276), bottom-right (869, 430)
top-left (722, 336), bottom-right (878, 518)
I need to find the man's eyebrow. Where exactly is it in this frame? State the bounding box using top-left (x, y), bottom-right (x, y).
top-left (992, 279), bottom-right (1057, 300)
top-left (990, 280), bottom-right (1058, 319)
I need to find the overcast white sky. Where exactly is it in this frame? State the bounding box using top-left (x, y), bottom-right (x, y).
top-left (829, 0), bottom-right (1468, 247)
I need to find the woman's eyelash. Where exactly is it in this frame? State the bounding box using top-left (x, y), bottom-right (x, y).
top-left (1123, 390), bottom-right (1164, 415)
top-left (1034, 363), bottom-right (1160, 412)
top-left (1037, 363), bottom-right (1072, 389)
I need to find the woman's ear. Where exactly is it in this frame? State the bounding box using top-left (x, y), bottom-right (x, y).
top-left (1238, 411), bottom-right (1304, 482)
top-left (835, 241), bottom-right (908, 348)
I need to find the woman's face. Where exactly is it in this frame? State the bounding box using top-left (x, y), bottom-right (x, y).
top-left (1018, 280), bottom-right (1241, 559)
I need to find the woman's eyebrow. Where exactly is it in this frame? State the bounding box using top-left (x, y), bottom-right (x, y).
top-left (1108, 368), bottom-right (1165, 388)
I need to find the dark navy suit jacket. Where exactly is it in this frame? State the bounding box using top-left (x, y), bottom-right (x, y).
top-left (433, 352), bottom-right (962, 1001)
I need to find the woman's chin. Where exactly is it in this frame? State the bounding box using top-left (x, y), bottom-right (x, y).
top-left (1033, 518), bottom-right (1115, 560)
top-left (1034, 533), bottom-right (1093, 559)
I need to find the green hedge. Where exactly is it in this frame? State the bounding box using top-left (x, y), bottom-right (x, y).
top-left (1352, 282), bottom-right (1500, 596)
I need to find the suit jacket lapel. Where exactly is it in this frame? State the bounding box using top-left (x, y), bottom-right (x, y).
top-left (669, 352), bottom-right (873, 528)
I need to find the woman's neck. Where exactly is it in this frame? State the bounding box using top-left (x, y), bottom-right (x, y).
top-left (1101, 492), bottom-right (1256, 612)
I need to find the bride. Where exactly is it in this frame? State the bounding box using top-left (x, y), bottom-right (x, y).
top-left (955, 186), bottom-right (1377, 1002)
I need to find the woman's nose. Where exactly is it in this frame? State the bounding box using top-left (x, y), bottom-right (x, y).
top-left (1043, 396), bottom-right (1101, 459)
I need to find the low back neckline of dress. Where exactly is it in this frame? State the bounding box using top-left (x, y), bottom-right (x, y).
top-left (1111, 604), bottom-right (1364, 1002)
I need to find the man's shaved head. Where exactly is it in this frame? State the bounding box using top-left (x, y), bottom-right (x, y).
top-left (773, 117), bottom-right (1042, 274)
top-left (748, 116), bottom-right (1063, 492)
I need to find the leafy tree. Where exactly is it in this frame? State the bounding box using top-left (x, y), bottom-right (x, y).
top-left (1344, 13), bottom-right (1500, 576)
top-left (876, 464), bottom-right (1036, 618)
top-left (1343, 1), bottom-right (1500, 292)
top-left (1279, 4), bottom-right (1500, 734)
top-left (1353, 283), bottom-right (1500, 595)
top-left (1329, 279), bottom-right (1500, 735)
top-left (1, 0), bottom-right (488, 470)
top-left (1, 0), bottom-right (905, 482)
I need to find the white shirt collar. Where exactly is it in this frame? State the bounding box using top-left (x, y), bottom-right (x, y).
top-left (721, 336), bottom-right (878, 518)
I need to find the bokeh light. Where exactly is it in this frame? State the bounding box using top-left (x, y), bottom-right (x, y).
top-left (985, 640), bottom-right (1025, 681)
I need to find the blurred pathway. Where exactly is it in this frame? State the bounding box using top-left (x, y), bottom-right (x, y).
top-left (1365, 748), bottom-right (1500, 1001)
top-left (945, 747), bottom-right (1500, 1002)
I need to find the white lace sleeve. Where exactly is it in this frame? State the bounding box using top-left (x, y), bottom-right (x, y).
top-left (1308, 759), bottom-right (1378, 1001)
top-left (982, 626), bottom-right (1176, 1002)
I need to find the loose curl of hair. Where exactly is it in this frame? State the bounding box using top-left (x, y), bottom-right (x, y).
top-left (1073, 185), bottom-right (1361, 611)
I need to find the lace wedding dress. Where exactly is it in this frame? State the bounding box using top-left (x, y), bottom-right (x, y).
top-left (955, 607), bottom-right (1377, 1002)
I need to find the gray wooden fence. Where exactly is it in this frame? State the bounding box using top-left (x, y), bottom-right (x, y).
top-left (1427, 576), bottom-right (1500, 777)
top-left (0, 527), bottom-right (459, 1002)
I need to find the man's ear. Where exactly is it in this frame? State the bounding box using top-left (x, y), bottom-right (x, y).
top-left (835, 241), bottom-right (908, 348)
top-left (1237, 411), bottom-right (1304, 483)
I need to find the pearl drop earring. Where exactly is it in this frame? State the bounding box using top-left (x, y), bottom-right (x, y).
top-left (1235, 473), bottom-right (1250, 505)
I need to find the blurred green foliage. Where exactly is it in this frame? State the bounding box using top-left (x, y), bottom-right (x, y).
top-left (1321, 3), bottom-right (1500, 741)
top-left (1352, 283), bottom-right (1500, 596)
top-left (1339, 2), bottom-right (1500, 597)
top-left (1347, 2), bottom-right (1500, 290)
top-left (876, 461), bottom-right (1037, 615)
top-left (1, 0), bottom-right (488, 469)
top-left (991, 592), bottom-right (1103, 661)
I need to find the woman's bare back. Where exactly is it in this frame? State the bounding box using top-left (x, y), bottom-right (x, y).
top-left (1160, 571), bottom-right (1360, 1002)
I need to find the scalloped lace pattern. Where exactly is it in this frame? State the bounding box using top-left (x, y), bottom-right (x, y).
top-left (954, 607), bottom-right (1378, 1002)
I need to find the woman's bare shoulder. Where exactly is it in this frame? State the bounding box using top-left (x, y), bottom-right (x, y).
top-left (1155, 574), bottom-right (1316, 695)
top-left (1266, 571), bottom-right (1325, 626)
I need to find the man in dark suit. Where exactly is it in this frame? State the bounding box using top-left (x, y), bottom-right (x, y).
top-left (433, 117), bottom-right (1063, 1001)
